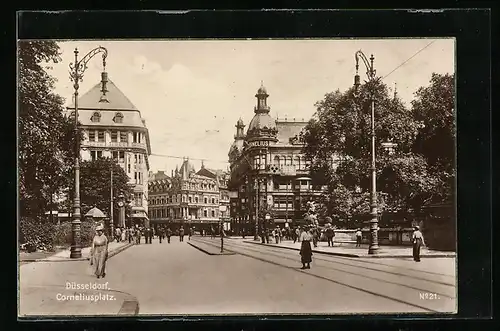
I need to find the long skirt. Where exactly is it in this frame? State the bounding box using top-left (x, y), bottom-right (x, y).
top-left (93, 245), bottom-right (107, 277)
top-left (300, 240), bottom-right (313, 264)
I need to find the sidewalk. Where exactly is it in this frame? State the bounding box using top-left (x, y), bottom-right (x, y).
top-left (20, 241), bottom-right (133, 262)
top-left (244, 240), bottom-right (456, 258)
top-left (19, 241), bottom-right (139, 317)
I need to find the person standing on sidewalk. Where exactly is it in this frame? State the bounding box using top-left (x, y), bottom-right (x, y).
top-left (355, 228), bottom-right (363, 247)
top-left (325, 225), bottom-right (334, 247)
top-left (166, 227), bottom-right (172, 243)
top-left (91, 224), bottom-right (108, 279)
top-left (179, 226), bottom-right (185, 242)
top-left (299, 225), bottom-right (313, 269)
top-left (188, 227), bottom-right (193, 241)
top-left (412, 226), bottom-right (426, 262)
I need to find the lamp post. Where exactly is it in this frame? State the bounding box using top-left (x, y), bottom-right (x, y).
top-left (219, 205), bottom-right (227, 253)
top-left (354, 50), bottom-right (379, 255)
top-left (69, 46), bottom-right (108, 258)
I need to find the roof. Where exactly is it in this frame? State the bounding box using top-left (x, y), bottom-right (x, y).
top-left (275, 119), bottom-right (308, 145)
top-left (67, 78), bottom-right (138, 111)
top-left (71, 108), bottom-right (148, 129)
top-left (247, 113), bottom-right (276, 134)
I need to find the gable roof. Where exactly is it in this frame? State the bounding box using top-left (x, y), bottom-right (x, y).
top-left (67, 78), bottom-right (138, 111)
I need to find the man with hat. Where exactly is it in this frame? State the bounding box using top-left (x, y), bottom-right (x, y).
top-left (412, 225), bottom-right (426, 262)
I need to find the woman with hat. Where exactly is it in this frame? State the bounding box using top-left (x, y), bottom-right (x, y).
top-left (412, 225), bottom-right (426, 262)
top-left (299, 224), bottom-right (313, 269)
top-left (91, 224), bottom-right (109, 278)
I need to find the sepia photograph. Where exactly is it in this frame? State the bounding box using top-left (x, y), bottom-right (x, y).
top-left (18, 38), bottom-right (456, 317)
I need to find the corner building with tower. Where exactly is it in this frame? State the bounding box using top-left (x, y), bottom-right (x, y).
top-left (67, 72), bottom-right (151, 227)
top-left (228, 83), bottom-right (325, 236)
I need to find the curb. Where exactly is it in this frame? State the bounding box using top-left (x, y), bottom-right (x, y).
top-left (21, 243), bottom-right (135, 263)
top-left (118, 300), bottom-right (140, 315)
top-left (244, 241), bottom-right (456, 258)
top-left (188, 242), bottom-right (236, 256)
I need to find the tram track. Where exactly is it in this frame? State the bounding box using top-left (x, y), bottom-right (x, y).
top-left (192, 237), bottom-right (456, 313)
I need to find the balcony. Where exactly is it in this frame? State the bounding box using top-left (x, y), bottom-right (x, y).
top-left (131, 142), bottom-right (147, 149)
top-left (85, 141), bottom-right (106, 148)
top-left (109, 141), bottom-right (129, 148)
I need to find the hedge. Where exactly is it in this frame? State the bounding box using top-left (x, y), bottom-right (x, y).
top-left (20, 217), bottom-right (96, 252)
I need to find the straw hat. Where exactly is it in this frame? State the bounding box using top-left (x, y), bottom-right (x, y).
top-left (96, 224), bottom-right (104, 231)
top-left (414, 225), bottom-right (420, 230)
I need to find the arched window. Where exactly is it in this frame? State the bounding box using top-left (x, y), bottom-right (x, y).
top-left (114, 112), bottom-right (123, 123)
top-left (274, 155), bottom-right (280, 165)
top-left (287, 156), bottom-right (293, 165)
top-left (211, 210), bottom-right (215, 218)
top-left (91, 112), bottom-right (101, 122)
top-left (204, 210), bottom-right (208, 217)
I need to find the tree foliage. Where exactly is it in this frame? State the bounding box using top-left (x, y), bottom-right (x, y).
top-left (18, 41), bottom-right (79, 217)
top-left (79, 158), bottom-right (134, 220)
top-left (303, 73), bottom-right (455, 224)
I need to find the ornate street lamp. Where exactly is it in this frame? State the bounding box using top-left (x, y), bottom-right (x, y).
top-left (69, 46), bottom-right (108, 258)
top-left (354, 50), bottom-right (380, 255)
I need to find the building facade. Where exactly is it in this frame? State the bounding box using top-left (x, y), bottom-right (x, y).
top-left (148, 158), bottom-right (224, 232)
top-left (228, 83), bottom-right (325, 235)
top-left (67, 72), bottom-right (151, 227)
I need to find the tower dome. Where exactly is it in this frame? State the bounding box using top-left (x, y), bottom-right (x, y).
top-left (246, 82), bottom-right (277, 142)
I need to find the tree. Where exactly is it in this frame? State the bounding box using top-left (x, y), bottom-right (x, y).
top-left (79, 158), bottom-right (133, 220)
top-left (18, 41), bottom-right (78, 218)
top-left (302, 78), bottom-right (441, 222)
top-left (411, 73), bottom-right (455, 202)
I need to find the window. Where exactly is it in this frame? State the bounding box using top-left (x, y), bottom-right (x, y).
top-left (211, 198), bottom-right (215, 204)
top-left (98, 131), bottom-right (105, 142)
top-left (135, 193), bottom-right (142, 206)
top-left (112, 151), bottom-right (118, 160)
top-left (111, 131), bottom-right (118, 142)
top-left (211, 210), bottom-right (215, 218)
top-left (97, 151), bottom-right (103, 159)
top-left (120, 132), bottom-right (128, 142)
top-left (139, 155), bottom-right (142, 164)
top-left (119, 151), bottom-right (125, 162)
top-left (128, 164), bottom-right (131, 173)
top-left (91, 112), bottom-right (101, 122)
top-left (114, 112), bottom-right (123, 123)
top-left (88, 130), bottom-right (96, 141)
top-left (134, 154), bottom-right (138, 163)
top-left (204, 210), bottom-right (208, 217)
top-left (133, 132), bottom-right (141, 143)
top-left (90, 150), bottom-right (97, 161)
top-left (195, 196), bottom-right (199, 203)
top-left (204, 197), bottom-right (208, 204)
top-left (188, 196), bottom-right (192, 203)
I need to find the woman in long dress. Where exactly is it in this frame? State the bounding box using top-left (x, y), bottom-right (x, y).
top-left (299, 225), bottom-right (313, 269)
top-left (92, 224), bottom-right (109, 278)
top-left (412, 225), bottom-right (426, 262)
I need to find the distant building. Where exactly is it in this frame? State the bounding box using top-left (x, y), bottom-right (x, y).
top-left (196, 163), bottom-right (232, 231)
top-left (66, 71), bottom-right (151, 227)
top-left (228, 83), bottom-right (325, 235)
top-left (148, 158), bottom-right (225, 232)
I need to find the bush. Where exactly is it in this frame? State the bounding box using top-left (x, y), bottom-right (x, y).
top-left (53, 220), bottom-right (95, 248)
top-left (19, 216), bottom-right (56, 252)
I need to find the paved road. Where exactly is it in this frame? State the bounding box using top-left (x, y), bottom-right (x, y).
top-left (193, 237), bottom-right (457, 314)
top-left (103, 236), bottom-right (455, 315)
top-left (19, 236), bottom-right (456, 316)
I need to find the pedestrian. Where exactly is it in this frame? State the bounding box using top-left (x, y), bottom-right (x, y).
top-left (412, 225), bottom-right (426, 262)
top-left (179, 226), bottom-right (185, 242)
top-left (166, 228), bottom-right (172, 243)
top-left (355, 228), bottom-right (362, 247)
top-left (299, 225), bottom-right (313, 269)
top-left (274, 227), bottom-right (279, 244)
top-left (136, 227), bottom-right (141, 244)
top-left (325, 225), bottom-right (334, 247)
top-left (242, 228), bottom-right (245, 239)
top-left (158, 226), bottom-right (164, 243)
top-left (295, 227), bottom-right (300, 243)
top-left (91, 224), bottom-right (108, 279)
top-left (148, 227), bottom-right (153, 244)
top-left (188, 227), bottom-right (192, 241)
top-left (311, 226), bottom-right (318, 248)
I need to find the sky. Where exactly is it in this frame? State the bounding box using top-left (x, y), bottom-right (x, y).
top-left (48, 39), bottom-right (455, 174)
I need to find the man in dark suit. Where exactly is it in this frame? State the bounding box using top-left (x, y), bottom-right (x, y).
top-left (179, 226), bottom-right (185, 242)
top-left (166, 228), bottom-right (172, 243)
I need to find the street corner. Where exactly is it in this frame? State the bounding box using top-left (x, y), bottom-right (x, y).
top-left (18, 282), bottom-right (139, 317)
